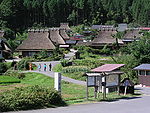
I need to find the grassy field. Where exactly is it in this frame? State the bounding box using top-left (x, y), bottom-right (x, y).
top-left (0, 72), bottom-right (94, 101)
top-left (0, 72), bottom-right (139, 105)
top-left (0, 76), bottom-right (20, 84)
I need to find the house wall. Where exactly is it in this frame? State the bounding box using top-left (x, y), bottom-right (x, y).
top-left (22, 51), bottom-right (52, 57)
top-left (138, 70), bottom-right (150, 86)
top-left (139, 75), bottom-right (150, 86)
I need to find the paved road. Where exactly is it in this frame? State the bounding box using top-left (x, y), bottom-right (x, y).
top-left (29, 61), bottom-right (86, 86)
top-left (6, 87), bottom-right (150, 113)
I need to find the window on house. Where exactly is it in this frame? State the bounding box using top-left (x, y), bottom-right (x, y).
top-left (139, 70), bottom-right (145, 75)
top-left (146, 71), bottom-right (150, 75)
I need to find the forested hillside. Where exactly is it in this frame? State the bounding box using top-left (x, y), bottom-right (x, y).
top-left (0, 0), bottom-right (150, 32)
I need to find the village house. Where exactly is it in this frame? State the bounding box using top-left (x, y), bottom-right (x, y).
top-left (122, 29), bottom-right (141, 44)
top-left (60, 23), bottom-right (71, 31)
top-left (134, 64), bottom-right (150, 86)
top-left (16, 23), bottom-right (74, 57)
top-left (16, 29), bottom-right (56, 57)
top-left (90, 28), bottom-right (124, 47)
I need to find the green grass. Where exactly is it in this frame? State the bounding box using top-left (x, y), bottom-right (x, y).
top-left (62, 72), bottom-right (86, 81)
top-left (21, 72), bottom-right (93, 100)
top-left (0, 72), bottom-right (94, 101)
top-left (0, 76), bottom-right (20, 84)
top-left (0, 72), bottom-right (139, 105)
top-left (21, 72), bottom-right (54, 87)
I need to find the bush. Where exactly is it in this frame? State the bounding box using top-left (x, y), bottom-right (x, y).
top-left (0, 85), bottom-right (66, 112)
top-left (62, 66), bottom-right (90, 73)
top-left (4, 62), bottom-right (12, 69)
top-left (17, 58), bottom-right (35, 70)
top-left (52, 64), bottom-right (63, 72)
top-left (61, 59), bottom-right (72, 67)
top-left (73, 58), bottom-right (103, 69)
top-left (0, 63), bottom-right (7, 75)
top-left (4, 70), bottom-right (25, 79)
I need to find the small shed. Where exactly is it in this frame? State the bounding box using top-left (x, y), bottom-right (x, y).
top-left (86, 64), bottom-right (124, 99)
top-left (134, 64), bottom-right (150, 86)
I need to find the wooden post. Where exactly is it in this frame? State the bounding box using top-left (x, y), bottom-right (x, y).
top-left (94, 76), bottom-right (97, 99)
top-left (118, 74), bottom-right (120, 95)
top-left (54, 72), bottom-right (61, 94)
top-left (94, 86), bottom-right (97, 99)
top-left (124, 86), bottom-right (127, 96)
top-left (86, 76), bottom-right (89, 100)
top-left (102, 75), bottom-right (106, 99)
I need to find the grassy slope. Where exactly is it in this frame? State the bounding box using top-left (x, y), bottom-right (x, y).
top-left (0, 72), bottom-right (94, 101)
top-left (21, 72), bottom-right (93, 100)
top-left (0, 76), bottom-right (20, 84)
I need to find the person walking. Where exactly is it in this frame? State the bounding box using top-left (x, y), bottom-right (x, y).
top-left (44, 64), bottom-right (47, 71)
top-left (38, 64), bottom-right (41, 71)
top-left (29, 63), bottom-right (32, 71)
top-left (49, 63), bottom-right (52, 71)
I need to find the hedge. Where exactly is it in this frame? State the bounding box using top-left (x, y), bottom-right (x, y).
top-left (0, 85), bottom-right (66, 112)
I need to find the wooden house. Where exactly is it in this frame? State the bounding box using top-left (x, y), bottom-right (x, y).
top-left (49, 28), bottom-right (66, 45)
top-left (16, 27), bottom-right (71, 57)
top-left (16, 29), bottom-right (56, 57)
top-left (122, 29), bottom-right (141, 44)
top-left (90, 28), bottom-right (123, 47)
top-left (60, 23), bottom-right (71, 31)
top-left (134, 64), bottom-right (150, 86)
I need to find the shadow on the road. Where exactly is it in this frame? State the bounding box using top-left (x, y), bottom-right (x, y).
top-left (100, 95), bottom-right (142, 102)
top-left (120, 96), bottom-right (141, 100)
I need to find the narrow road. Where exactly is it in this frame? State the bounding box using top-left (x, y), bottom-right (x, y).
top-left (28, 61), bottom-right (86, 86)
top-left (6, 87), bottom-right (150, 113)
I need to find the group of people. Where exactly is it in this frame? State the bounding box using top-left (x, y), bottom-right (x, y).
top-left (38, 63), bottom-right (52, 72)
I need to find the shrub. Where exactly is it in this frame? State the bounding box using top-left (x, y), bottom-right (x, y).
top-left (52, 64), bottom-right (63, 72)
top-left (4, 62), bottom-right (12, 69)
top-left (61, 59), bottom-right (72, 67)
top-left (17, 58), bottom-right (35, 70)
top-left (0, 63), bottom-right (7, 75)
top-left (62, 66), bottom-right (90, 73)
top-left (73, 58), bottom-right (103, 69)
top-left (4, 70), bottom-right (25, 79)
top-left (0, 85), bottom-right (66, 112)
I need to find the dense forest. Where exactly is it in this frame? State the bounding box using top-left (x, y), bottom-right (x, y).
top-left (0, 0), bottom-right (150, 33)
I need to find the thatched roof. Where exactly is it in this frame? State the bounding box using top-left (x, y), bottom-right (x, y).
top-left (0, 39), bottom-right (11, 51)
top-left (49, 28), bottom-right (66, 45)
top-left (123, 29), bottom-right (141, 39)
top-left (0, 30), bottom-right (4, 37)
top-left (91, 29), bottom-right (123, 46)
top-left (60, 23), bottom-right (71, 31)
top-left (16, 29), bottom-right (55, 51)
top-left (91, 25), bottom-right (114, 30)
top-left (59, 28), bottom-right (70, 40)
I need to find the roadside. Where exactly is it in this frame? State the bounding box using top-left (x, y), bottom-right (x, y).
top-left (6, 86), bottom-right (150, 113)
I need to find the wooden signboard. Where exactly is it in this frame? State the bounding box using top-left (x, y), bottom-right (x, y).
top-left (106, 74), bottom-right (119, 87)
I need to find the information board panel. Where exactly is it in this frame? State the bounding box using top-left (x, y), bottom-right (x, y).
top-left (88, 76), bottom-right (95, 87)
top-left (106, 74), bottom-right (118, 87)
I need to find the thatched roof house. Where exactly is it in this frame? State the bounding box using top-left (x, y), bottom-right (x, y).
top-left (122, 29), bottom-right (141, 43)
top-left (91, 28), bottom-right (123, 47)
top-left (60, 23), bottom-right (71, 31)
top-left (59, 28), bottom-right (70, 40)
top-left (49, 28), bottom-right (66, 45)
top-left (16, 29), bottom-right (56, 57)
